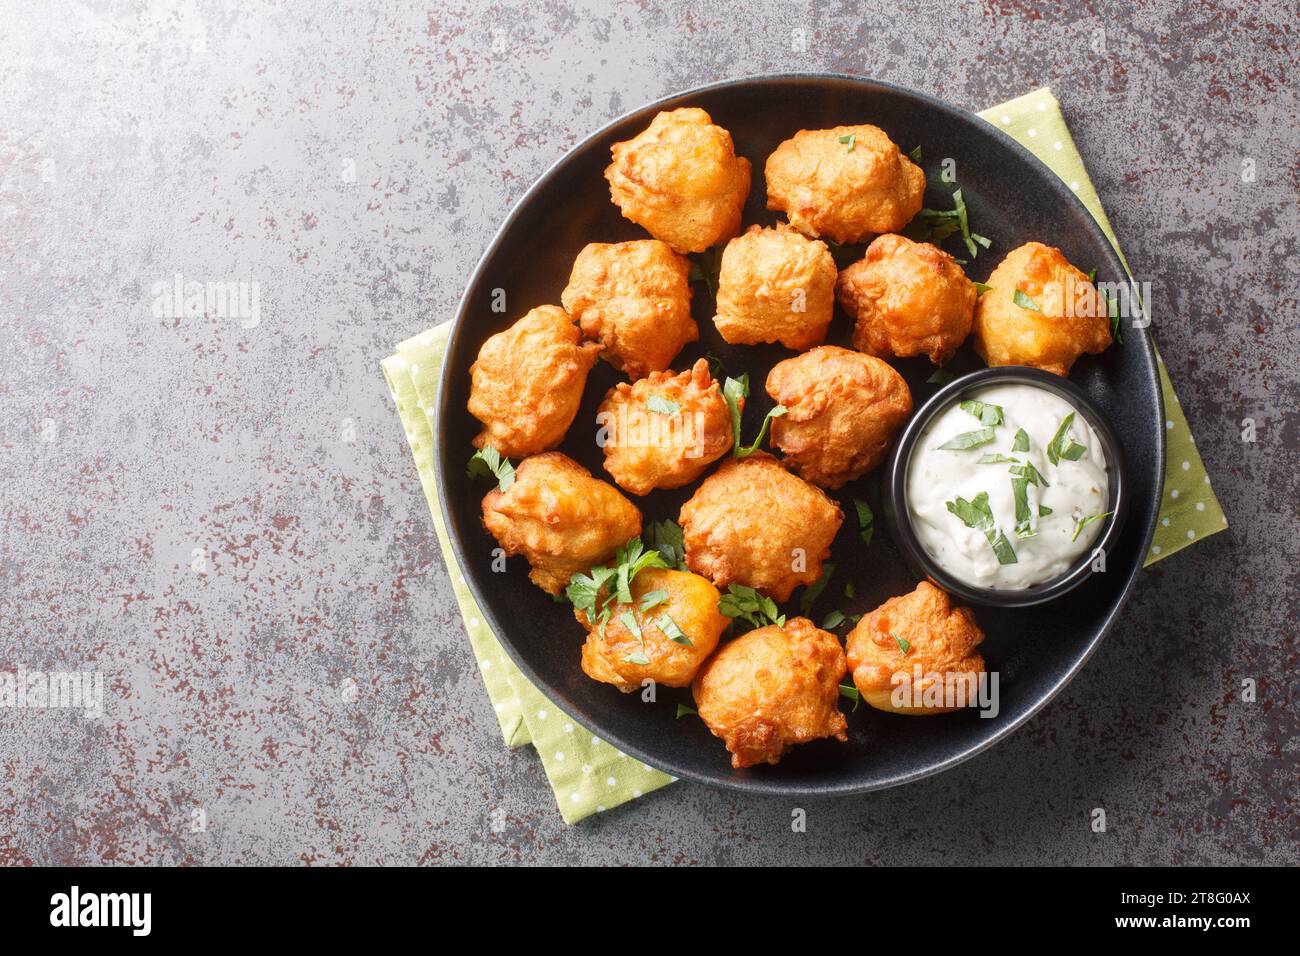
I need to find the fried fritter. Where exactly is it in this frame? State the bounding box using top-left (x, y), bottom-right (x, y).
top-left (678, 452), bottom-right (842, 602)
top-left (561, 240), bottom-right (697, 380)
top-left (467, 305), bottom-right (601, 458)
top-left (712, 224), bottom-right (837, 351)
top-left (605, 107), bottom-right (752, 254)
top-left (971, 241), bottom-right (1112, 376)
top-left (596, 358), bottom-right (735, 495)
top-left (692, 617), bottom-right (849, 768)
top-left (481, 452), bottom-right (641, 596)
top-left (845, 581), bottom-right (986, 715)
top-left (765, 345), bottom-right (912, 489)
top-left (577, 567), bottom-right (728, 693)
top-left (765, 124), bottom-right (925, 244)
top-left (837, 233), bottom-right (978, 365)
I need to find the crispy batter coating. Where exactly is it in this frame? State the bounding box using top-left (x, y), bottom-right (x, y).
top-left (577, 568), bottom-right (728, 693)
top-left (596, 358), bottom-right (735, 495)
top-left (765, 124), bottom-right (925, 244)
top-left (468, 305), bottom-right (601, 458)
top-left (712, 224), bottom-right (837, 351)
top-left (561, 240), bottom-right (697, 380)
top-left (765, 346), bottom-right (912, 489)
top-left (692, 618), bottom-right (848, 768)
top-left (481, 452), bottom-right (641, 596)
top-left (837, 233), bottom-right (978, 365)
top-left (679, 452), bottom-right (842, 602)
top-left (846, 581), bottom-right (986, 715)
top-left (605, 107), bottom-right (752, 254)
top-left (971, 241), bottom-right (1112, 376)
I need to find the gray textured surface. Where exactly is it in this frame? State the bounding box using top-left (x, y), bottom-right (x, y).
top-left (1, 0), bottom-right (1295, 865)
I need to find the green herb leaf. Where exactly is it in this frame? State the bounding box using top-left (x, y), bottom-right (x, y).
top-left (619, 610), bottom-right (642, 641)
top-left (821, 610), bottom-right (847, 630)
top-left (974, 281), bottom-right (992, 296)
top-left (1013, 289), bottom-right (1042, 312)
top-left (1012, 428), bottom-right (1030, 452)
top-left (894, 634), bottom-right (912, 655)
top-left (972, 233), bottom-right (992, 249)
top-left (736, 404), bottom-right (787, 458)
top-left (644, 519), bottom-right (687, 570)
top-left (838, 682), bottom-right (861, 711)
top-left (844, 581), bottom-right (856, 599)
top-left (1071, 511), bottom-right (1113, 542)
top-left (646, 395), bottom-right (679, 416)
top-left (675, 703), bottom-right (697, 719)
top-left (1009, 461), bottom-right (1050, 487)
top-left (799, 562), bottom-right (835, 615)
top-left (927, 367), bottom-right (955, 385)
top-left (718, 583), bottom-right (785, 630)
top-left (1046, 413), bottom-right (1078, 466)
top-left (951, 188), bottom-right (979, 259)
top-left (937, 427), bottom-right (997, 451)
top-left (613, 537), bottom-right (668, 605)
top-left (467, 444), bottom-right (516, 491)
top-left (639, 589), bottom-right (669, 612)
top-left (1038, 504), bottom-right (1053, 516)
top-left (565, 566), bottom-right (616, 616)
top-left (854, 498), bottom-right (875, 546)
top-left (656, 613), bottom-right (693, 646)
top-left (908, 144), bottom-right (922, 163)
top-left (705, 352), bottom-right (727, 380)
top-left (960, 399), bottom-right (1004, 426)
top-left (722, 374), bottom-right (749, 453)
top-left (839, 132), bottom-right (856, 152)
top-left (945, 491), bottom-right (1018, 565)
top-left (688, 245), bottom-right (724, 297)
top-left (1087, 267), bottom-right (1097, 283)
top-left (1011, 476), bottom-right (1036, 539)
top-left (977, 453), bottom-right (1020, 464)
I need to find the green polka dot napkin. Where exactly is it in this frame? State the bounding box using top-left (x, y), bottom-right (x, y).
top-left (977, 88), bottom-right (1227, 560)
top-left (382, 86), bottom-right (1225, 824)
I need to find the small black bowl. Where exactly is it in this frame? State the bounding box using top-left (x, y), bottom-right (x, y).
top-left (883, 366), bottom-right (1128, 607)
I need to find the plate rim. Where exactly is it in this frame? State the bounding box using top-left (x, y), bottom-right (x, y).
top-left (433, 71), bottom-right (1166, 796)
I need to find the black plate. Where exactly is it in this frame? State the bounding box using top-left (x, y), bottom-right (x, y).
top-left (434, 73), bottom-right (1164, 795)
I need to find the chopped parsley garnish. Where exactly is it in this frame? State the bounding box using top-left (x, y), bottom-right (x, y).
top-left (1013, 289), bottom-right (1042, 312)
top-left (565, 535), bottom-right (667, 637)
top-left (821, 610), bottom-right (847, 630)
top-left (705, 352), bottom-right (727, 380)
top-left (687, 245), bottom-right (724, 297)
top-left (951, 188), bottom-right (979, 259)
top-left (977, 453), bottom-right (1020, 464)
top-left (1011, 476), bottom-right (1035, 539)
top-left (927, 367), bottom-right (955, 385)
top-left (894, 634), bottom-right (912, 655)
top-left (646, 395), bottom-right (679, 416)
top-left (1012, 428), bottom-right (1030, 452)
top-left (1103, 289), bottom-right (1124, 343)
top-left (839, 132), bottom-right (856, 152)
top-left (656, 613), bottom-right (693, 646)
top-left (1039, 504), bottom-right (1053, 516)
top-left (974, 281), bottom-right (992, 296)
top-left (838, 682), bottom-right (861, 711)
top-left (844, 580), bottom-right (856, 599)
top-left (639, 589), bottom-right (669, 612)
top-left (854, 498), bottom-right (875, 545)
top-left (675, 703), bottom-right (697, 719)
top-left (736, 404), bottom-right (788, 458)
top-left (644, 519), bottom-right (686, 570)
top-left (1046, 413), bottom-right (1086, 465)
top-left (960, 399), bottom-right (1004, 426)
top-left (946, 491), bottom-right (1018, 565)
top-left (722, 374), bottom-right (748, 452)
top-left (1071, 511), bottom-right (1113, 542)
top-left (799, 562), bottom-right (834, 615)
top-left (1009, 461), bottom-right (1050, 487)
top-left (903, 186), bottom-right (986, 259)
top-left (466, 444), bottom-right (515, 491)
top-left (909, 144), bottom-right (922, 163)
top-left (619, 609), bottom-right (649, 664)
top-left (718, 583), bottom-right (785, 630)
top-left (936, 427), bottom-right (997, 451)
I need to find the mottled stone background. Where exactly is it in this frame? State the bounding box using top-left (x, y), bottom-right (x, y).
top-left (1, 0), bottom-right (1295, 865)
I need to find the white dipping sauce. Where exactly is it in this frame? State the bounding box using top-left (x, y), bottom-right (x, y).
top-left (907, 383), bottom-right (1110, 590)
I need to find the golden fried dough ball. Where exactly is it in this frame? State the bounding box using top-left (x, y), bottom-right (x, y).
top-left (846, 581), bottom-right (986, 715)
top-left (481, 452), bottom-right (641, 596)
top-left (560, 240), bottom-right (697, 380)
top-left (577, 568), bottom-right (728, 693)
top-left (971, 241), bottom-right (1112, 376)
top-left (712, 224), bottom-right (837, 351)
top-left (765, 346), bottom-right (912, 489)
top-left (836, 233), bottom-right (978, 365)
top-left (679, 452), bottom-right (842, 602)
top-left (596, 358), bottom-right (735, 495)
top-left (692, 617), bottom-right (848, 768)
top-left (765, 124), bottom-right (925, 244)
top-left (605, 107), bottom-right (752, 254)
top-left (468, 305), bottom-right (601, 458)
